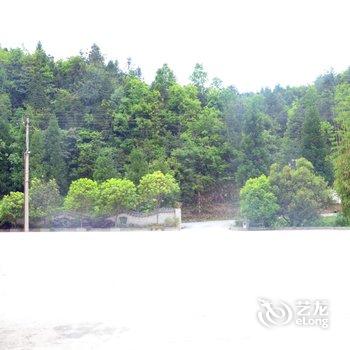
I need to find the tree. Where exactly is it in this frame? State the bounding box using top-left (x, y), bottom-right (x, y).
top-left (301, 96), bottom-right (331, 181)
top-left (93, 148), bottom-right (119, 182)
top-left (0, 93), bottom-right (13, 195)
top-left (0, 192), bottom-right (24, 227)
top-left (30, 178), bottom-right (61, 223)
top-left (190, 63), bottom-right (207, 103)
top-left (53, 89), bottom-right (84, 129)
top-left (30, 128), bottom-right (46, 180)
top-left (282, 101), bottom-right (304, 163)
top-left (88, 44), bottom-right (104, 66)
top-left (26, 42), bottom-right (55, 111)
top-left (151, 64), bottom-right (176, 101)
top-left (235, 96), bottom-right (269, 185)
top-left (76, 130), bottom-right (102, 179)
top-left (138, 171), bottom-right (180, 210)
top-left (172, 107), bottom-right (229, 207)
top-left (314, 70), bottom-right (336, 121)
top-left (240, 175), bottom-right (279, 227)
top-left (334, 83), bottom-right (350, 217)
top-left (0, 43), bottom-right (348, 218)
top-left (64, 178), bottom-right (99, 226)
top-left (124, 148), bottom-right (149, 184)
top-left (98, 178), bottom-right (137, 221)
top-left (44, 115), bottom-right (67, 192)
top-left (269, 158), bottom-right (329, 226)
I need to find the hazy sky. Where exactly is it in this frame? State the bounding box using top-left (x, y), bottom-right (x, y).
top-left (1, 0), bottom-right (349, 92)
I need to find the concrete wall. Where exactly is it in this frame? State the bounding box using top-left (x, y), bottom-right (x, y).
top-left (114, 208), bottom-right (181, 229)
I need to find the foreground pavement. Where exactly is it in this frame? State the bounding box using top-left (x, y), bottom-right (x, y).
top-left (0, 227), bottom-right (349, 349)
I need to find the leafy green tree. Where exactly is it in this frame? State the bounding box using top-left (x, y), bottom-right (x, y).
top-left (30, 128), bottom-right (46, 180)
top-left (98, 178), bottom-right (137, 218)
top-left (190, 63), bottom-right (208, 103)
top-left (301, 102), bottom-right (330, 180)
top-left (93, 148), bottom-right (119, 182)
top-left (53, 89), bottom-right (83, 129)
top-left (0, 93), bottom-right (13, 195)
top-left (124, 148), bottom-right (149, 184)
top-left (44, 115), bottom-right (67, 192)
top-left (261, 86), bottom-right (288, 135)
top-left (88, 44), bottom-right (105, 66)
top-left (26, 42), bottom-right (55, 110)
top-left (30, 178), bottom-right (61, 223)
top-left (172, 107), bottom-right (229, 207)
top-left (334, 83), bottom-right (350, 217)
top-left (0, 43), bottom-right (348, 217)
top-left (151, 64), bottom-right (176, 101)
top-left (240, 175), bottom-right (279, 227)
top-left (282, 101), bottom-right (304, 163)
top-left (7, 110), bottom-right (25, 192)
top-left (110, 76), bottom-right (159, 142)
top-left (76, 130), bottom-right (102, 179)
top-left (138, 171), bottom-right (180, 210)
top-left (64, 178), bottom-right (99, 226)
top-left (269, 158), bottom-right (329, 226)
top-left (0, 192), bottom-right (24, 227)
top-left (314, 70), bottom-right (336, 121)
top-left (235, 96), bottom-right (269, 185)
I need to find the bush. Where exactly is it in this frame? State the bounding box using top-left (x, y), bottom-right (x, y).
top-left (98, 178), bottom-right (137, 216)
top-left (240, 175), bottom-right (279, 227)
top-left (138, 171), bottom-right (180, 211)
top-left (30, 178), bottom-right (61, 222)
top-left (64, 178), bottom-right (99, 226)
top-left (0, 192), bottom-right (24, 227)
top-left (269, 158), bottom-right (330, 226)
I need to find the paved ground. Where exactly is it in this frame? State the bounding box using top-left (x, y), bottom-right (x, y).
top-left (182, 219), bottom-right (234, 230)
top-left (0, 227), bottom-right (349, 349)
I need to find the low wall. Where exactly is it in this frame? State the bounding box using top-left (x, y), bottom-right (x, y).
top-left (113, 208), bottom-right (181, 229)
top-left (6, 208), bottom-right (182, 230)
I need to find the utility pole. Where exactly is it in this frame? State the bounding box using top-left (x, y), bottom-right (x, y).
top-left (24, 117), bottom-right (30, 232)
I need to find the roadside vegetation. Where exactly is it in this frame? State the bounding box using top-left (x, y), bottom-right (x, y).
top-left (0, 43), bottom-right (350, 228)
top-left (0, 171), bottom-right (179, 228)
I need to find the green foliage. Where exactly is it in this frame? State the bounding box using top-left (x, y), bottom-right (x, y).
top-left (240, 175), bottom-right (279, 227)
top-left (240, 158), bottom-right (330, 227)
top-left (0, 94), bottom-right (13, 195)
top-left (151, 64), bottom-right (176, 101)
top-left (190, 63), bottom-right (208, 103)
top-left (172, 107), bottom-right (229, 203)
top-left (30, 178), bottom-right (61, 220)
top-left (64, 178), bottom-right (99, 218)
top-left (0, 43), bottom-right (348, 222)
top-left (0, 191), bottom-right (24, 226)
top-left (269, 158), bottom-right (330, 226)
top-left (236, 96), bottom-right (269, 185)
top-left (334, 83), bottom-right (350, 217)
top-left (93, 148), bottom-right (119, 182)
top-left (301, 92), bottom-right (332, 182)
top-left (313, 214), bottom-right (350, 227)
top-left (44, 115), bottom-right (67, 191)
top-left (98, 178), bottom-right (137, 215)
top-left (138, 171), bottom-right (180, 210)
top-left (124, 148), bottom-right (149, 184)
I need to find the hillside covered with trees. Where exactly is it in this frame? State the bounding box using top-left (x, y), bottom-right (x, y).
top-left (0, 42), bottom-right (349, 225)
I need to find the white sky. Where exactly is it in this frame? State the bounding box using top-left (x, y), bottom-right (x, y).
top-left (0, 0), bottom-right (349, 92)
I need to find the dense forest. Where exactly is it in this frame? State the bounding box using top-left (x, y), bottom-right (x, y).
top-left (0, 42), bottom-right (349, 222)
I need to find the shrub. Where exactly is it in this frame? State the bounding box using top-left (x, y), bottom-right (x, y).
top-left (270, 158), bottom-right (330, 226)
top-left (240, 175), bottom-right (279, 227)
top-left (0, 192), bottom-right (24, 227)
